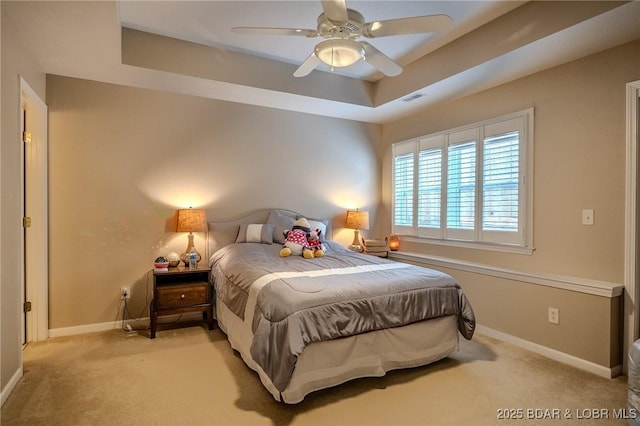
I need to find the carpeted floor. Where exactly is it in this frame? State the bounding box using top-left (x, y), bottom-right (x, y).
top-left (1, 323), bottom-right (630, 425)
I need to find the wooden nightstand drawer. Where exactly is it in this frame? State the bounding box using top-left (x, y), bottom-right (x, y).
top-left (156, 283), bottom-right (209, 308)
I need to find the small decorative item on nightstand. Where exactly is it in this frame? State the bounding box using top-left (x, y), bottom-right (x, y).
top-left (363, 238), bottom-right (388, 258)
top-left (154, 256), bottom-right (169, 272)
top-left (388, 235), bottom-right (400, 251)
top-left (166, 252), bottom-right (180, 268)
top-left (188, 247), bottom-right (198, 270)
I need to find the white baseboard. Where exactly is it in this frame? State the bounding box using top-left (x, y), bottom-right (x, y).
top-left (477, 325), bottom-right (622, 379)
top-left (48, 320), bottom-right (123, 337)
top-left (48, 313), bottom-right (204, 338)
top-left (1, 367), bottom-right (23, 407)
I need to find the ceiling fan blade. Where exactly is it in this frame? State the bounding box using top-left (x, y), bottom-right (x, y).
top-left (361, 42), bottom-right (402, 77)
top-left (321, 0), bottom-right (349, 24)
top-left (363, 14), bottom-right (453, 38)
top-left (294, 53), bottom-right (322, 77)
top-left (232, 27), bottom-right (318, 37)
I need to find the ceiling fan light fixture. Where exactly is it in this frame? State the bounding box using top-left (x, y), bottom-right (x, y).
top-left (315, 39), bottom-right (364, 68)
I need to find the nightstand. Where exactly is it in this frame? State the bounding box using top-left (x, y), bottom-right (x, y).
top-left (150, 266), bottom-right (215, 339)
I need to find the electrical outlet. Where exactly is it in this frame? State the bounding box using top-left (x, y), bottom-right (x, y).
top-left (548, 307), bottom-right (559, 325)
top-left (121, 287), bottom-right (130, 300)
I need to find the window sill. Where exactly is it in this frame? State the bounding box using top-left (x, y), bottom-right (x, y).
top-left (401, 236), bottom-right (535, 255)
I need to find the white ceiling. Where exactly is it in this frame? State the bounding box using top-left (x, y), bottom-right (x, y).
top-left (4, 1), bottom-right (640, 124)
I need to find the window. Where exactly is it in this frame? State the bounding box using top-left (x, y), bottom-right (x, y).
top-left (392, 109), bottom-right (533, 251)
top-left (393, 151), bottom-right (414, 227)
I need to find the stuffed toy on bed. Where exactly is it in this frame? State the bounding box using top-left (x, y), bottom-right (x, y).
top-left (307, 228), bottom-right (325, 257)
top-left (280, 218), bottom-right (314, 259)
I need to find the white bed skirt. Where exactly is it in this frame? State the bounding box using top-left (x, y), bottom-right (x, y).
top-left (216, 296), bottom-right (460, 404)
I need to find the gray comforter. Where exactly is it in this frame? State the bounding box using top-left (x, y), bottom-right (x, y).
top-left (210, 241), bottom-right (475, 392)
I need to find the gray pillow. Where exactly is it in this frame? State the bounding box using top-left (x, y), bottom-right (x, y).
top-left (267, 210), bottom-right (296, 244)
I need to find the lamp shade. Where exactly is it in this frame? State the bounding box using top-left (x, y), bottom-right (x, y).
top-left (176, 208), bottom-right (207, 232)
top-left (345, 210), bottom-right (369, 230)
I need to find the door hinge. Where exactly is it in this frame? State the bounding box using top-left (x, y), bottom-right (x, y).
top-left (24, 301), bottom-right (32, 313)
top-left (23, 131), bottom-right (32, 144)
top-left (23, 217), bottom-right (32, 228)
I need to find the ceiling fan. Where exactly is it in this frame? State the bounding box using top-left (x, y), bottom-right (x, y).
top-left (231, 0), bottom-right (453, 78)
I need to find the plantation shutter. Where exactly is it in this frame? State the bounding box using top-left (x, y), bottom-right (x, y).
top-left (392, 141), bottom-right (416, 233)
top-left (481, 117), bottom-right (525, 245)
top-left (446, 129), bottom-right (478, 240)
top-left (417, 136), bottom-right (443, 238)
top-left (483, 132), bottom-right (519, 230)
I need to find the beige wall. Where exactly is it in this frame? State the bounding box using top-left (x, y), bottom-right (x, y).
top-left (46, 75), bottom-right (382, 329)
top-left (401, 259), bottom-right (621, 368)
top-left (1, 7), bottom-right (46, 393)
top-left (381, 40), bottom-right (640, 367)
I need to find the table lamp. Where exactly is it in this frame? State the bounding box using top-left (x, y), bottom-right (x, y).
top-left (345, 209), bottom-right (369, 253)
top-left (176, 208), bottom-right (207, 266)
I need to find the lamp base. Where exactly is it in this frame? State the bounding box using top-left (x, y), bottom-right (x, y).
top-left (348, 244), bottom-right (364, 253)
top-left (348, 229), bottom-right (364, 253)
top-left (180, 233), bottom-right (202, 266)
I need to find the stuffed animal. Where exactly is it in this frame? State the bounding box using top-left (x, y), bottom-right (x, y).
top-left (280, 218), bottom-right (314, 259)
top-left (307, 228), bottom-right (325, 257)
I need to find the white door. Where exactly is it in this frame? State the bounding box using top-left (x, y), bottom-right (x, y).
top-left (21, 77), bottom-right (49, 343)
top-left (625, 80), bottom-right (640, 373)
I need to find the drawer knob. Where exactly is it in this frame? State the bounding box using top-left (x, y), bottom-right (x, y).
top-left (180, 294), bottom-right (186, 299)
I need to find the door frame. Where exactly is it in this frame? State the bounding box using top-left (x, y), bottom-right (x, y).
top-left (625, 79), bottom-right (640, 373)
top-left (20, 77), bottom-right (48, 343)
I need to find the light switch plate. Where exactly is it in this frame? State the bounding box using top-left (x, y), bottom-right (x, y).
top-left (582, 209), bottom-right (594, 226)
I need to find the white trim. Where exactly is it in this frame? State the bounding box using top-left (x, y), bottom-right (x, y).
top-left (402, 235), bottom-right (534, 255)
top-left (624, 79), bottom-right (640, 374)
top-left (388, 251), bottom-right (623, 298)
top-left (19, 86), bottom-right (25, 346)
top-left (0, 367), bottom-right (23, 407)
top-left (48, 312), bottom-right (203, 338)
top-left (477, 325), bottom-right (621, 379)
top-left (20, 77), bottom-right (49, 343)
top-left (48, 320), bottom-right (127, 338)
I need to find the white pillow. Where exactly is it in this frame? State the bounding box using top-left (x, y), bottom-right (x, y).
top-left (235, 224), bottom-right (274, 244)
top-left (306, 219), bottom-right (328, 242)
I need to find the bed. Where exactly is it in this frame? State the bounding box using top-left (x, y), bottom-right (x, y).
top-left (208, 209), bottom-right (475, 404)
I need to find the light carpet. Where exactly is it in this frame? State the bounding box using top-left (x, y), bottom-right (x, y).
top-left (1, 323), bottom-right (629, 425)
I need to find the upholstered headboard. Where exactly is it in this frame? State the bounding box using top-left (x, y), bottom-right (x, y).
top-left (207, 208), bottom-right (332, 259)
